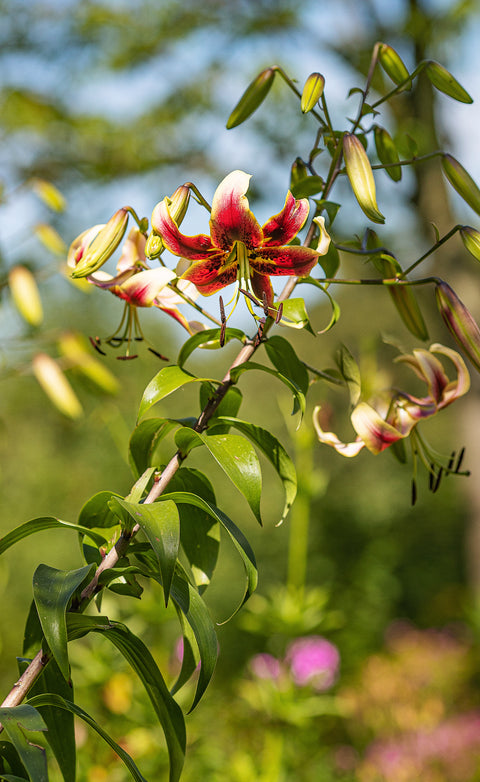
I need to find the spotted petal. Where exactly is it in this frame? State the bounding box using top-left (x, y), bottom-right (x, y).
top-left (209, 170), bottom-right (263, 251)
top-left (151, 199), bottom-right (215, 260)
top-left (262, 191), bottom-right (310, 246)
top-left (251, 245), bottom-right (320, 277)
top-left (182, 260), bottom-right (238, 295)
top-left (114, 268), bottom-right (176, 307)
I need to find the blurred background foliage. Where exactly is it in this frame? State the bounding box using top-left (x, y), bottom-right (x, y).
top-left (2, 0), bottom-right (480, 779)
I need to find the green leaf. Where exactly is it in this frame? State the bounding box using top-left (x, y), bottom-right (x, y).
top-left (264, 335), bottom-right (309, 394)
top-left (126, 467), bottom-right (156, 504)
top-left (159, 492), bottom-right (257, 615)
top-left (376, 255), bottom-right (428, 340)
top-left (216, 417), bottom-right (296, 524)
top-left (167, 469), bottom-right (219, 592)
top-left (374, 126), bottom-right (402, 181)
top-left (0, 518), bottom-right (106, 556)
top-left (99, 566), bottom-right (144, 599)
top-left (109, 498), bottom-right (179, 603)
top-left (28, 694), bottom-right (148, 782)
top-left (279, 298), bottom-right (316, 335)
top-left (317, 241), bottom-right (340, 278)
top-left (0, 740), bottom-right (28, 779)
top-left (290, 176), bottom-right (325, 199)
top-left (335, 345), bottom-right (361, 406)
top-left (33, 563), bottom-right (94, 681)
top-left (18, 655), bottom-right (75, 782)
top-left (129, 419), bottom-right (179, 479)
top-left (67, 614), bottom-right (186, 782)
top-left (226, 67), bottom-right (276, 129)
top-left (0, 706), bottom-right (47, 782)
top-left (177, 328), bottom-right (245, 368)
top-left (230, 362), bottom-right (306, 421)
top-left (425, 60), bottom-right (473, 103)
top-left (199, 385), bottom-right (243, 435)
top-left (138, 366), bottom-right (217, 420)
top-left (175, 430), bottom-right (263, 525)
top-left (77, 491), bottom-right (123, 531)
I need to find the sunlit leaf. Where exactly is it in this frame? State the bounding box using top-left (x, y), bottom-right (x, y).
top-left (0, 517), bottom-right (106, 556)
top-left (230, 361), bottom-right (305, 421)
top-left (177, 328), bottom-right (245, 368)
top-left (335, 344), bottom-right (361, 406)
top-left (138, 366), bottom-right (218, 420)
top-left (0, 705), bottom-right (47, 782)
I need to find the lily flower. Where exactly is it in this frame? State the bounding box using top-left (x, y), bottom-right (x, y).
top-left (151, 170), bottom-right (330, 312)
top-left (314, 344), bottom-right (470, 457)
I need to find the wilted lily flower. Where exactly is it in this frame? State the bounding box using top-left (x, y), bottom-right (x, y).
top-left (314, 344), bottom-right (470, 495)
top-left (152, 170), bottom-right (330, 315)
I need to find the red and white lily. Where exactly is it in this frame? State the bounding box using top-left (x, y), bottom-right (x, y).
top-left (314, 344), bottom-right (470, 457)
top-left (151, 170), bottom-right (330, 312)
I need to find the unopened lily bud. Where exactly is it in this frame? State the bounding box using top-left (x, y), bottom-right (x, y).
top-left (374, 126), bottom-right (401, 182)
top-left (226, 67), bottom-right (276, 129)
top-left (168, 185), bottom-right (190, 225)
top-left (441, 155), bottom-right (480, 216)
top-left (68, 208), bottom-right (129, 278)
top-left (343, 134), bottom-right (385, 224)
top-left (8, 266), bottom-right (43, 327)
top-left (145, 231), bottom-right (164, 259)
top-left (435, 280), bottom-right (480, 372)
top-left (58, 332), bottom-right (120, 395)
top-left (150, 185), bottom-right (190, 245)
top-left (380, 256), bottom-right (428, 340)
top-left (32, 353), bottom-right (83, 419)
top-left (31, 178), bottom-right (66, 212)
top-left (34, 223), bottom-right (67, 256)
top-left (378, 43), bottom-right (410, 87)
top-left (425, 60), bottom-right (473, 104)
top-left (460, 226), bottom-right (480, 262)
top-left (301, 72), bottom-right (325, 113)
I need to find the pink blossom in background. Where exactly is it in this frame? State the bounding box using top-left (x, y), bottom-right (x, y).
top-left (286, 635), bottom-right (340, 691)
top-left (249, 653), bottom-right (282, 681)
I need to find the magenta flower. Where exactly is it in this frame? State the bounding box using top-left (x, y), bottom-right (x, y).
top-left (314, 344), bottom-right (470, 457)
top-left (285, 635), bottom-right (340, 691)
top-left (152, 170), bottom-right (330, 309)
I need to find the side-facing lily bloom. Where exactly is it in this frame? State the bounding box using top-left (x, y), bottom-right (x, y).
top-left (151, 170), bottom-right (330, 309)
top-left (314, 344), bottom-right (470, 457)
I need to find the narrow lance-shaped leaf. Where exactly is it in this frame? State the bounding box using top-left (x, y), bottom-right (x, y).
top-left (0, 705), bottom-right (48, 782)
top-left (33, 563), bottom-right (95, 681)
top-left (129, 418), bottom-right (180, 478)
top-left (374, 126), bottom-right (401, 181)
top-left (216, 416), bottom-right (297, 524)
top-left (343, 134), bottom-right (385, 224)
top-left (264, 335), bottom-right (309, 395)
top-left (138, 366), bottom-right (218, 420)
top-left (336, 344), bottom-right (361, 406)
top-left (109, 497), bottom-right (180, 604)
top-left (27, 694), bottom-right (148, 782)
top-left (0, 517), bottom-right (106, 556)
top-left (177, 327), bottom-right (245, 368)
top-left (226, 68), bottom-right (276, 129)
top-left (66, 614), bottom-right (186, 782)
top-left (175, 429), bottom-right (263, 525)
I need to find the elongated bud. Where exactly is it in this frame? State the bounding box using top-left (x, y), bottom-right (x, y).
top-left (34, 223), bottom-right (67, 256)
top-left (425, 60), bottom-right (473, 104)
top-left (374, 126), bottom-right (401, 182)
top-left (32, 353), bottom-right (83, 419)
top-left (441, 154), bottom-right (480, 216)
top-left (378, 43), bottom-right (410, 87)
top-left (460, 226), bottom-right (480, 262)
top-left (380, 256), bottom-right (428, 340)
top-left (343, 134), bottom-right (385, 224)
top-left (436, 281), bottom-right (480, 372)
top-left (58, 332), bottom-right (120, 395)
top-left (145, 232), bottom-right (164, 259)
top-left (301, 72), bottom-right (325, 113)
top-left (8, 266), bottom-right (43, 327)
top-left (68, 208), bottom-right (129, 278)
top-left (166, 185), bottom-right (190, 225)
top-left (226, 67), bottom-right (276, 129)
top-left (31, 178), bottom-right (66, 212)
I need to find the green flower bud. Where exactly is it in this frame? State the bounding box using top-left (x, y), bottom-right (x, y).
top-left (343, 134), bottom-right (385, 224)
top-left (425, 61), bottom-right (473, 104)
top-left (226, 68), bottom-right (276, 129)
top-left (32, 353), bottom-right (83, 419)
top-left (145, 232), bottom-right (164, 259)
top-left (441, 154), bottom-right (480, 216)
top-left (378, 43), bottom-right (410, 87)
top-left (460, 226), bottom-right (480, 262)
top-left (301, 72), bottom-right (325, 113)
top-left (167, 185), bottom-right (190, 225)
top-left (436, 281), bottom-right (480, 372)
top-left (374, 126), bottom-right (401, 182)
top-left (8, 265), bottom-right (43, 327)
top-left (379, 257), bottom-right (428, 341)
top-left (69, 208), bottom-right (129, 279)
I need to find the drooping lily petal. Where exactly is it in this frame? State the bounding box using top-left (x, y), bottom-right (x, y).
top-left (112, 267), bottom-right (176, 306)
top-left (313, 406), bottom-right (365, 457)
top-left (152, 170), bottom-right (330, 310)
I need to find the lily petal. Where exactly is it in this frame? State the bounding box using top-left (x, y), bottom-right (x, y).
top-left (352, 402), bottom-right (415, 454)
top-left (251, 245), bottom-right (320, 277)
top-left (251, 270), bottom-right (274, 307)
top-left (182, 260), bottom-right (239, 295)
top-left (262, 192), bottom-right (310, 246)
top-left (397, 349), bottom-right (449, 404)
top-left (210, 170), bottom-right (263, 251)
top-left (313, 406), bottom-right (365, 457)
top-left (117, 228), bottom-right (147, 272)
top-left (151, 199), bottom-right (215, 260)
top-left (114, 268), bottom-right (176, 307)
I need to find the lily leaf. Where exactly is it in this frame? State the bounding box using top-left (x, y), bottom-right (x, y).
top-left (138, 366), bottom-right (218, 420)
top-left (77, 491), bottom-right (124, 531)
top-left (0, 517), bottom-right (106, 556)
top-left (178, 328), bottom-right (245, 368)
top-left (128, 418), bottom-right (179, 478)
top-left (27, 694), bottom-right (148, 782)
top-left (175, 429), bottom-right (263, 525)
top-left (265, 335), bottom-right (309, 394)
top-left (0, 705), bottom-right (47, 782)
top-left (230, 362), bottom-right (305, 421)
top-left (33, 563), bottom-right (95, 681)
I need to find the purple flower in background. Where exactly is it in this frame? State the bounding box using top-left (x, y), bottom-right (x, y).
top-left (249, 653), bottom-right (282, 681)
top-left (286, 635), bottom-right (340, 691)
